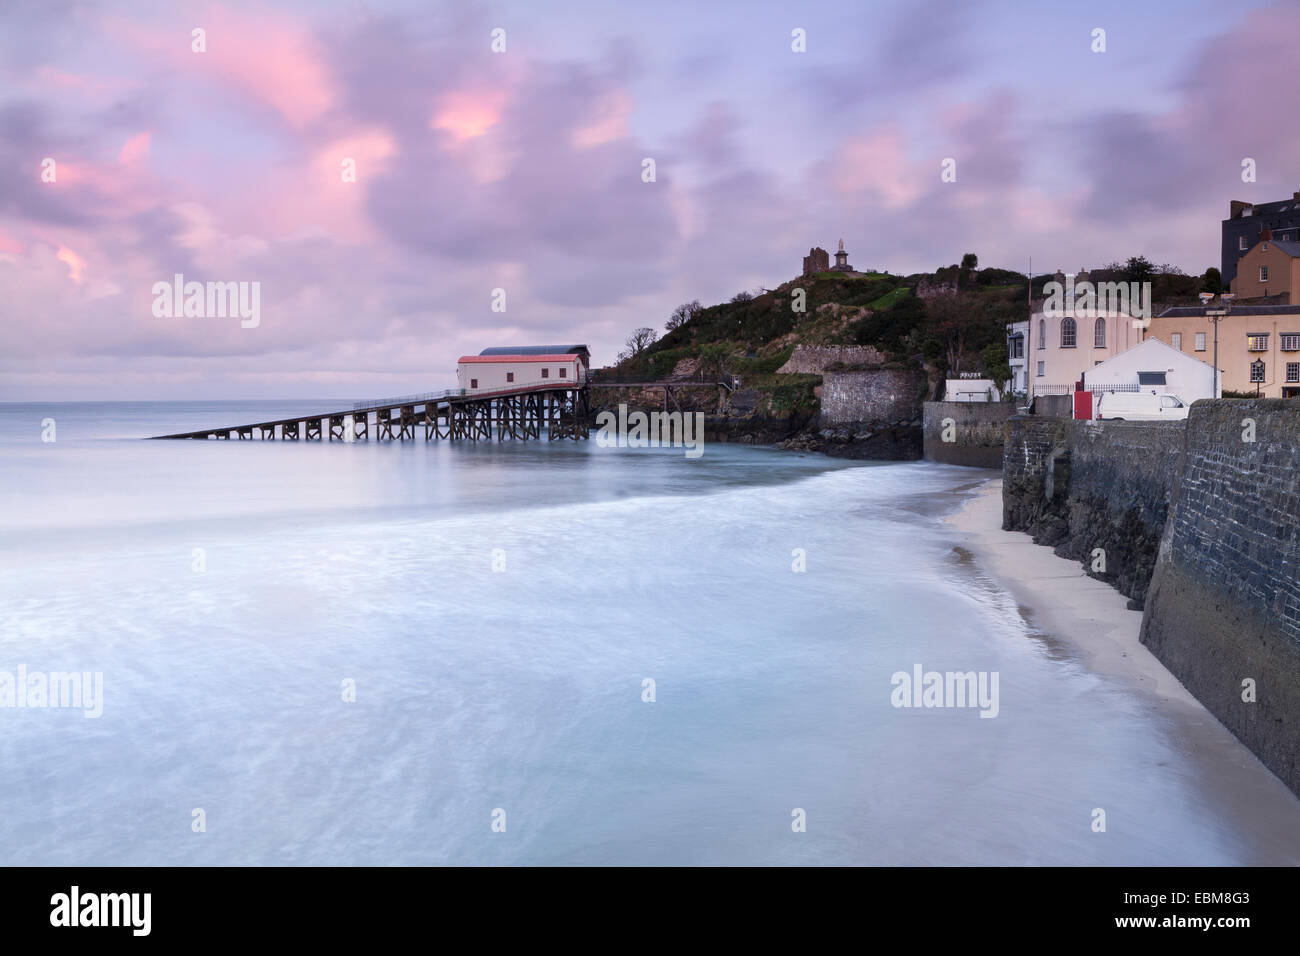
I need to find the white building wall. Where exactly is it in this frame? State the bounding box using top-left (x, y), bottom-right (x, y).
top-left (1029, 308), bottom-right (1147, 390)
top-left (456, 356), bottom-right (581, 393)
top-left (1083, 339), bottom-right (1217, 401)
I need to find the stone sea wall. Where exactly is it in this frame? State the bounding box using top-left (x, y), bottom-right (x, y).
top-left (1003, 417), bottom-right (1184, 605)
top-left (821, 368), bottom-right (926, 425)
top-left (1001, 401), bottom-right (1300, 796)
top-left (1139, 400), bottom-right (1300, 795)
top-left (922, 402), bottom-right (1014, 469)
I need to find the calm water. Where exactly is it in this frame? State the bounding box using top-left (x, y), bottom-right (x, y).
top-left (0, 401), bottom-right (1295, 865)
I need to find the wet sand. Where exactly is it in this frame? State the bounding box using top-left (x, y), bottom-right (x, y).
top-left (948, 476), bottom-right (1300, 865)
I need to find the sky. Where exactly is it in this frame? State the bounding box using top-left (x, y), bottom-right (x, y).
top-left (1, 0), bottom-right (1297, 400)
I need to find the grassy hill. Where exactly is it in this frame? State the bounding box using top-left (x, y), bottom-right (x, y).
top-left (600, 262), bottom-right (1025, 394)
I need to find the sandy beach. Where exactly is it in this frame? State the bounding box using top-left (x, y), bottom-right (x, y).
top-left (948, 476), bottom-right (1300, 864)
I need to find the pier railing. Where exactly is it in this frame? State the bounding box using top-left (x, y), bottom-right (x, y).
top-left (352, 373), bottom-right (594, 411)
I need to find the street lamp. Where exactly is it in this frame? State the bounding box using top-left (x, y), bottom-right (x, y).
top-left (1202, 292), bottom-right (1233, 399)
top-left (1252, 358), bottom-right (1265, 397)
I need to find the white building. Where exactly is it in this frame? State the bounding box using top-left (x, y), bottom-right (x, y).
top-left (1006, 320), bottom-right (1028, 394)
top-left (944, 377), bottom-right (1002, 402)
top-left (1012, 306), bottom-right (1147, 394)
top-left (1082, 337), bottom-right (1218, 401)
top-left (456, 345), bottom-right (589, 394)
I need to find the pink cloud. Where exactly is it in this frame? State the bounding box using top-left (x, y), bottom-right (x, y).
top-left (55, 245), bottom-right (86, 283)
top-left (118, 131), bottom-right (152, 170)
top-left (431, 88), bottom-right (509, 145)
top-left (572, 90), bottom-right (632, 149)
top-left (110, 5), bottom-right (336, 129)
top-left (829, 125), bottom-right (925, 210)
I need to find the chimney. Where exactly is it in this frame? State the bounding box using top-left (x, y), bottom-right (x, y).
top-left (1261, 227), bottom-right (1273, 241)
top-left (1293, 191), bottom-right (1300, 203)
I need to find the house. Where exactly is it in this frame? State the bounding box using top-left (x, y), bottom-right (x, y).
top-left (1228, 230), bottom-right (1300, 304)
top-left (456, 344), bottom-right (590, 394)
top-left (1221, 192), bottom-right (1300, 286)
top-left (1006, 320), bottom-right (1028, 394)
top-left (1082, 337), bottom-right (1217, 401)
top-left (1015, 304), bottom-right (1146, 394)
top-left (1147, 306), bottom-right (1300, 398)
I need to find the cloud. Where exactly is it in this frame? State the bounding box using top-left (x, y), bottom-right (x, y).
top-left (1, 0), bottom-right (1296, 399)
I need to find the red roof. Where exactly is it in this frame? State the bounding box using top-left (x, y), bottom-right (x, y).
top-left (457, 354), bottom-right (579, 364)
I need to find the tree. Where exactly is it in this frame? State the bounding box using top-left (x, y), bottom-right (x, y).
top-left (1202, 267), bottom-right (1223, 294)
top-left (981, 343), bottom-right (1012, 393)
top-left (666, 300), bottom-right (701, 332)
top-left (1122, 255), bottom-right (1154, 284)
top-left (926, 294), bottom-right (992, 375)
top-left (730, 290), bottom-right (753, 304)
top-left (624, 327), bottom-right (658, 358)
top-left (960, 252), bottom-right (978, 272)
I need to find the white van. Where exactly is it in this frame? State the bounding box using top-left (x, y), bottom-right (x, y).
top-left (1095, 390), bottom-right (1190, 421)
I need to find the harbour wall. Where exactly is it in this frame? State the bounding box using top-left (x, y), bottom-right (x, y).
top-left (821, 368), bottom-right (926, 425)
top-left (1001, 401), bottom-right (1300, 795)
top-left (922, 402), bottom-right (1014, 469)
top-left (1139, 400), bottom-right (1300, 795)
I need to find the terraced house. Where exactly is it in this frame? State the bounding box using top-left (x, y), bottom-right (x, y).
top-left (1229, 229), bottom-right (1300, 304)
top-left (1147, 305), bottom-right (1300, 398)
top-left (1221, 192), bottom-right (1300, 286)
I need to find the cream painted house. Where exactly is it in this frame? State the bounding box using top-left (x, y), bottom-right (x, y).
top-left (1147, 306), bottom-right (1300, 398)
top-left (1017, 307), bottom-right (1147, 394)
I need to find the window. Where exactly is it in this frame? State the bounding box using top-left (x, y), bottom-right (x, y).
top-left (1061, 317), bottom-right (1077, 348)
top-left (541, 367), bottom-right (549, 378)
top-left (1282, 334), bottom-right (1300, 351)
top-left (1038, 319), bottom-right (1046, 348)
top-left (1195, 332), bottom-right (1206, 351)
top-left (1138, 371), bottom-right (1167, 386)
top-left (1009, 334), bottom-right (1024, 359)
top-left (1160, 396), bottom-right (1183, 408)
top-left (1171, 332), bottom-right (1182, 351)
top-left (1250, 362), bottom-right (1266, 383)
top-left (1248, 333), bottom-right (1269, 352)
top-left (1036, 361), bottom-right (1044, 378)
top-left (470, 378), bottom-right (478, 389)
top-left (1260, 266), bottom-right (1269, 282)
top-left (506, 372), bottom-right (514, 383)
top-left (1288, 363), bottom-right (1300, 383)
top-left (559, 367), bottom-right (567, 378)
top-left (1239, 235), bottom-right (1249, 250)
top-left (1094, 317), bottom-right (1106, 348)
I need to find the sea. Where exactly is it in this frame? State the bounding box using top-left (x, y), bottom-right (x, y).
top-left (1, 400), bottom-right (1297, 865)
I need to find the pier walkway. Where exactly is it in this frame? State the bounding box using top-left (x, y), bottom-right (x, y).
top-left (150, 378), bottom-right (731, 441)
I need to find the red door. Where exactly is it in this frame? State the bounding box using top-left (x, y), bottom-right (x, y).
top-left (1074, 390), bottom-right (1093, 420)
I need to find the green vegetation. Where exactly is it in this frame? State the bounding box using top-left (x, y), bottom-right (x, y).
top-left (603, 250), bottom-right (1228, 409)
top-left (867, 287), bottom-right (910, 310)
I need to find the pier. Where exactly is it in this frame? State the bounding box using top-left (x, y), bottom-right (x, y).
top-left (150, 379), bottom-right (730, 441)
top-left (151, 380), bottom-right (592, 441)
